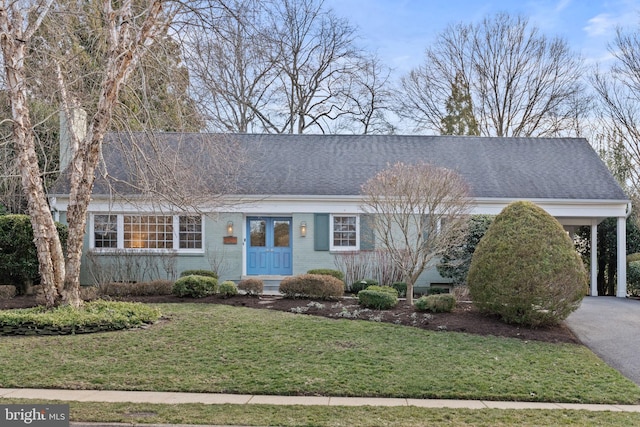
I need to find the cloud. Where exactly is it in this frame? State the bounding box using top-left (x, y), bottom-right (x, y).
top-left (584, 13), bottom-right (617, 37)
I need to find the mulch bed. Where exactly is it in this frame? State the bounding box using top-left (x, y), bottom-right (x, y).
top-left (0, 293), bottom-right (580, 344)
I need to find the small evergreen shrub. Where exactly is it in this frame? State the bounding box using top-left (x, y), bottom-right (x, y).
top-left (350, 279), bottom-right (378, 294)
top-left (172, 275), bottom-right (218, 298)
top-left (307, 269), bottom-right (345, 281)
top-left (358, 286), bottom-right (398, 310)
top-left (219, 280), bottom-right (239, 298)
top-left (238, 278), bottom-right (264, 296)
top-left (279, 274), bottom-right (344, 299)
top-left (180, 269), bottom-right (218, 279)
top-left (415, 294), bottom-right (456, 313)
top-left (392, 282), bottom-right (407, 297)
top-left (628, 261), bottom-right (640, 297)
top-left (99, 280), bottom-right (173, 297)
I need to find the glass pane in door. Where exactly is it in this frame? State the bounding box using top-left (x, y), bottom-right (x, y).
top-left (273, 220), bottom-right (291, 247)
top-left (250, 219), bottom-right (266, 246)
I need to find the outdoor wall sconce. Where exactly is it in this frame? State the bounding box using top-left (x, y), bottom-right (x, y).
top-left (227, 221), bottom-right (234, 236)
top-left (300, 221), bottom-right (307, 237)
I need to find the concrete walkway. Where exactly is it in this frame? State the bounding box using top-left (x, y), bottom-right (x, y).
top-left (565, 296), bottom-right (640, 386)
top-left (1, 387), bottom-right (639, 413)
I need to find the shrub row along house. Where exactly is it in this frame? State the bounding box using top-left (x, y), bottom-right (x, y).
top-left (50, 127), bottom-right (630, 296)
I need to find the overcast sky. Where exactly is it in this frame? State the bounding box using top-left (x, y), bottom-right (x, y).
top-left (323, 0), bottom-right (640, 74)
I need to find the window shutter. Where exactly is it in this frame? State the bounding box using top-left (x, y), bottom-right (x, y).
top-left (314, 213), bottom-right (330, 251)
top-left (360, 214), bottom-right (375, 250)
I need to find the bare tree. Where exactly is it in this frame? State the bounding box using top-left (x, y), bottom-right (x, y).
top-left (0, 0), bottom-right (180, 308)
top-left (185, 0), bottom-right (278, 133)
top-left (592, 27), bottom-right (640, 195)
top-left (396, 13), bottom-right (587, 137)
top-left (360, 162), bottom-right (471, 305)
top-left (267, 0), bottom-right (359, 134)
top-left (343, 55), bottom-right (395, 134)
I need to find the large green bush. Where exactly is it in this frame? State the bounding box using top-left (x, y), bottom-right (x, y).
top-left (279, 274), bottom-right (344, 299)
top-left (358, 286), bottom-right (398, 309)
top-left (172, 275), bottom-right (218, 298)
top-left (0, 214), bottom-right (68, 294)
top-left (467, 201), bottom-right (588, 327)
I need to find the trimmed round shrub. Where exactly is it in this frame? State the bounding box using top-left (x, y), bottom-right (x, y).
top-left (180, 269), bottom-right (218, 279)
top-left (219, 280), bottom-right (239, 298)
top-left (392, 282), bottom-right (407, 297)
top-left (628, 261), bottom-right (640, 297)
top-left (358, 286), bottom-right (398, 309)
top-left (467, 201), bottom-right (588, 327)
top-left (238, 278), bottom-right (264, 296)
top-left (279, 274), bottom-right (344, 299)
top-left (415, 294), bottom-right (456, 313)
top-left (350, 279), bottom-right (378, 294)
top-left (172, 275), bottom-right (218, 298)
top-left (307, 268), bottom-right (345, 281)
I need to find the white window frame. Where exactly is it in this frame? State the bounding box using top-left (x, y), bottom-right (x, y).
top-left (330, 214), bottom-right (360, 251)
top-left (89, 213), bottom-right (204, 254)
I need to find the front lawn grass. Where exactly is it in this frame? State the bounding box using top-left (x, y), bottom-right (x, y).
top-left (0, 304), bottom-right (638, 404)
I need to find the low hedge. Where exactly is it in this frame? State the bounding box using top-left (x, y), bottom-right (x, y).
top-left (279, 274), bottom-right (344, 299)
top-left (238, 278), bottom-right (264, 296)
top-left (180, 270), bottom-right (218, 279)
top-left (219, 280), bottom-right (239, 298)
top-left (307, 269), bottom-right (345, 281)
top-left (415, 294), bottom-right (456, 313)
top-left (358, 286), bottom-right (398, 310)
top-left (172, 275), bottom-right (218, 298)
top-left (0, 300), bottom-right (161, 336)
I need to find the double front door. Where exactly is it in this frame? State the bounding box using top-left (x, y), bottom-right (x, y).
top-left (246, 217), bottom-right (292, 275)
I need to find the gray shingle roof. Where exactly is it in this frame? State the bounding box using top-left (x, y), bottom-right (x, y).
top-left (53, 133), bottom-right (628, 201)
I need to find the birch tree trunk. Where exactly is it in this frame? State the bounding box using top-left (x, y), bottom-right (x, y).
top-left (0, 1), bottom-right (65, 308)
top-left (0, 0), bottom-right (175, 308)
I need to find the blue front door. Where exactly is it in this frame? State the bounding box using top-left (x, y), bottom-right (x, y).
top-left (247, 217), bottom-right (292, 275)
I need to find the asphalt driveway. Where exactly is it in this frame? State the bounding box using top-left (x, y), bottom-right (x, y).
top-left (565, 297), bottom-right (640, 386)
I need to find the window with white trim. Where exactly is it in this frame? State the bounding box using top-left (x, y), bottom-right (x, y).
top-left (91, 214), bottom-right (203, 252)
top-left (330, 214), bottom-right (359, 251)
top-left (94, 214), bottom-right (118, 248)
top-left (179, 216), bottom-right (202, 249)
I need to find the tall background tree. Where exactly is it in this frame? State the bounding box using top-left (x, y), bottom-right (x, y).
top-left (184, 0), bottom-right (391, 134)
top-left (396, 13), bottom-right (588, 137)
